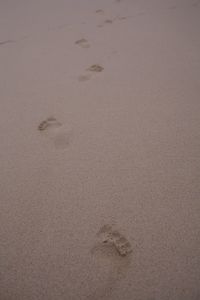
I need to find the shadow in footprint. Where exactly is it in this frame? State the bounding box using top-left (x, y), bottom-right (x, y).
top-left (38, 117), bottom-right (72, 150)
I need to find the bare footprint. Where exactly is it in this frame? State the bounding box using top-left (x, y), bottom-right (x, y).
top-left (38, 117), bottom-right (72, 150)
top-left (104, 19), bottom-right (113, 24)
top-left (89, 224), bottom-right (132, 299)
top-left (87, 64), bottom-right (104, 72)
top-left (97, 224), bottom-right (132, 257)
top-left (38, 116), bottom-right (61, 131)
top-left (95, 9), bottom-right (104, 14)
top-left (98, 15), bottom-right (130, 28)
top-left (75, 38), bottom-right (90, 48)
top-left (98, 18), bottom-right (114, 28)
top-left (78, 65), bottom-right (103, 82)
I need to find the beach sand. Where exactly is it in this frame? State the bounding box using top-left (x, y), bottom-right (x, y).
top-left (0, 0), bottom-right (200, 299)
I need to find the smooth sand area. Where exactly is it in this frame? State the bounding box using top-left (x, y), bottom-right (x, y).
top-left (0, 0), bottom-right (200, 299)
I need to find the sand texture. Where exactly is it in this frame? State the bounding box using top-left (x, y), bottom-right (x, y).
top-left (0, 0), bottom-right (200, 299)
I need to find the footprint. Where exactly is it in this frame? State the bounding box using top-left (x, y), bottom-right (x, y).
top-left (97, 224), bottom-right (132, 257)
top-left (38, 116), bottom-right (61, 131)
top-left (38, 117), bottom-right (72, 149)
top-left (89, 224), bottom-right (132, 299)
top-left (95, 9), bottom-right (104, 14)
top-left (99, 15), bottom-right (130, 28)
top-left (78, 65), bottom-right (103, 82)
top-left (87, 64), bottom-right (104, 72)
top-left (75, 38), bottom-right (90, 48)
top-left (98, 18), bottom-right (114, 28)
top-left (104, 19), bottom-right (113, 24)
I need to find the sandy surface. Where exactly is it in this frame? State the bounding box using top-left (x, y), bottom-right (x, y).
top-left (0, 0), bottom-right (200, 299)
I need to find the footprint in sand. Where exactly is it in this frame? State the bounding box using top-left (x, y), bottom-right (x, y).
top-left (98, 16), bottom-right (129, 28)
top-left (98, 19), bottom-right (114, 28)
top-left (87, 64), bottom-right (104, 72)
top-left (96, 224), bottom-right (132, 257)
top-left (38, 117), bottom-right (72, 149)
top-left (95, 9), bottom-right (104, 14)
top-left (89, 224), bottom-right (132, 299)
top-left (104, 19), bottom-right (113, 24)
top-left (78, 64), bottom-right (104, 82)
top-left (75, 38), bottom-right (90, 48)
top-left (38, 116), bottom-right (61, 131)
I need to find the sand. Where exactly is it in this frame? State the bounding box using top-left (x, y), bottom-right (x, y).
top-left (0, 0), bottom-right (200, 299)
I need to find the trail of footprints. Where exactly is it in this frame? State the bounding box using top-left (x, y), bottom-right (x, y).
top-left (74, 7), bottom-right (116, 81)
top-left (38, 4), bottom-right (138, 145)
top-left (38, 4), bottom-right (129, 141)
top-left (74, 7), bottom-right (132, 81)
top-left (37, 5), bottom-right (133, 297)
